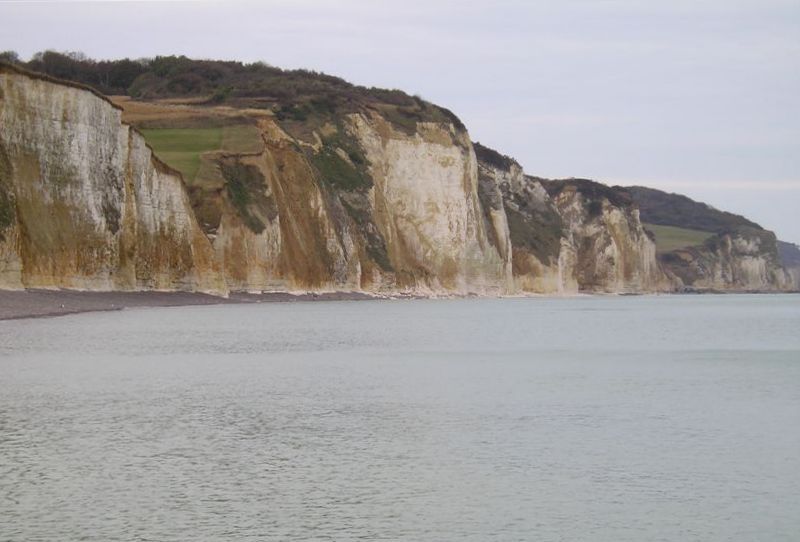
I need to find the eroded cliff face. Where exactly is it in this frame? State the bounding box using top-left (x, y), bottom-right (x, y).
top-left (1, 65), bottom-right (514, 296)
top-left (203, 120), bottom-right (361, 293)
top-left (475, 144), bottom-right (670, 293)
top-left (544, 181), bottom-right (671, 293)
top-left (627, 186), bottom-right (795, 292)
top-left (177, 113), bottom-right (510, 295)
top-left (476, 153), bottom-right (574, 293)
top-left (786, 268), bottom-right (800, 291)
top-left (2, 64), bottom-right (790, 296)
top-left (0, 65), bottom-right (225, 293)
top-left (659, 228), bottom-right (793, 291)
top-left (349, 115), bottom-right (510, 294)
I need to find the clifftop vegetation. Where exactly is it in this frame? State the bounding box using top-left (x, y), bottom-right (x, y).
top-left (0, 50), bottom-right (465, 132)
top-left (627, 186), bottom-right (761, 233)
top-left (541, 178), bottom-right (634, 212)
top-left (473, 142), bottom-right (519, 172)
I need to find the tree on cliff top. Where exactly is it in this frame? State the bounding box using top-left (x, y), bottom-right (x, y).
top-left (15, 51), bottom-right (465, 131)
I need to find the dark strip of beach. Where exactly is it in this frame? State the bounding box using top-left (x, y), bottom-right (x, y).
top-left (0, 289), bottom-right (378, 321)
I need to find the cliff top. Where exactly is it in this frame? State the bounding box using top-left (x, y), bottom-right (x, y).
top-left (473, 142), bottom-right (520, 171)
top-left (2, 52), bottom-right (465, 135)
top-left (627, 186), bottom-right (762, 233)
top-left (0, 61), bottom-right (122, 111)
top-left (541, 178), bottom-right (634, 209)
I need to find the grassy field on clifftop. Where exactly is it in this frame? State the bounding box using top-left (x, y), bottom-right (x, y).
top-left (141, 125), bottom-right (261, 181)
top-left (645, 223), bottom-right (713, 253)
top-left (142, 128), bottom-right (222, 180)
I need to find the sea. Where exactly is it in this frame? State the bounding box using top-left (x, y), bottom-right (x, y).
top-left (1, 295), bottom-right (798, 541)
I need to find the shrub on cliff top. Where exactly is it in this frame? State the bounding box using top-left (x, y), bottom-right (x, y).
top-left (15, 52), bottom-right (468, 132)
top-left (473, 142), bottom-right (518, 171)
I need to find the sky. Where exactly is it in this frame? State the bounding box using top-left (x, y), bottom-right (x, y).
top-left (2, 0), bottom-right (799, 243)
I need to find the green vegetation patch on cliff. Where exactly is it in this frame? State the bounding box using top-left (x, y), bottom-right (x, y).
top-left (506, 203), bottom-right (563, 265)
top-left (339, 191), bottom-right (393, 272)
top-left (0, 143), bottom-right (16, 239)
top-left (310, 148), bottom-right (370, 192)
top-left (498, 179), bottom-right (564, 265)
top-left (218, 159), bottom-right (277, 234)
top-left (139, 124), bottom-right (266, 235)
top-left (307, 126), bottom-right (393, 271)
top-left (644, 223), bottom-right (714, 253)
top-left (308, 126), bottom-right (372, 192)
top-left (0, 184), bottom-right (13, 235)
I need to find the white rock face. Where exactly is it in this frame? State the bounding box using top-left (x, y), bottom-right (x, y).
top-left (477, 159), bottom-right (576, 294)
top-left (667, 230), bottom-right (792, 291)
top-left (2, 65), bottom-right (791, 296)
top-left (0, 66), bottom-right (225, 293)
top-left (551, 187), bottom-right (671, 292)
top-left (476, 151), bottom-right (670, 294)
top-left (786, 267), bottom-right (800, 290)
top-left (351, 115), bottom-right (511, 294)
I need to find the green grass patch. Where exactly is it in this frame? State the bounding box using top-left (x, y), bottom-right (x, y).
top-left (645, 223), bottom-right (714, 253)
top-left (141, 127), bottom-right (223, 181)
top-left (141, 125), bottom-right (261, 181)
top-left (140, 125), bottom-right (267, 234)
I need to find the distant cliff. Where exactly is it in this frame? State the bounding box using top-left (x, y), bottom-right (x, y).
top-left (474, 144), bottom-right (670, 293)
top-left (780, 242), bottom-right (800, 290)
top-left (1, 60), bottom-right (795, 295)
top-left (628, 187), bottom-right (796, 291)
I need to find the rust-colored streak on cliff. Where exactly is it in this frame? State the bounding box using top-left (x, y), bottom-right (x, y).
top-left (1, 62), bottom-right (793, 296)
top-left (0, 64), bottom-right (225, 294)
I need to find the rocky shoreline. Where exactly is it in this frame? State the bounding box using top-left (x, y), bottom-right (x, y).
top-left (0, 289), bottom-right (379, 321)
top-left (2, 288), bottom-right (797, 322)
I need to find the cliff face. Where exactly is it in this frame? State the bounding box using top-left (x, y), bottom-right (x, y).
top-left (168, 113), bottom-right (511, 295)
top-left (0, 66), bottom-right (512, 295)
top-left (628, 186), bottom-right (794, 292)
top-left (660, 228), bottom-right (794, 291)
top-left (204, 119), bottom-right (360, 293)
top-left (476, 147), bottom-right (571, 293)
top-left (0, 65), bottom-right (224, 293)
top-left (349, 116), bottom-right (510, 294)
top-left (475, 145), bottom-right (670, 293)
top-left (542, 180), bottom-right (671, 293)
top-left (778, 242), bottom-right (800, 290)
top-left (1, 63), bottom-right (792, 296)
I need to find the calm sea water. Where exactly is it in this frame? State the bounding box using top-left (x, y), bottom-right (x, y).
top-left (1, 295), bottom-right (799, 541)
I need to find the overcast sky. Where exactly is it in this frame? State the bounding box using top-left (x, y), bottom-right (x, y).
top-left (2, 0), bottom-right (799, 243)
